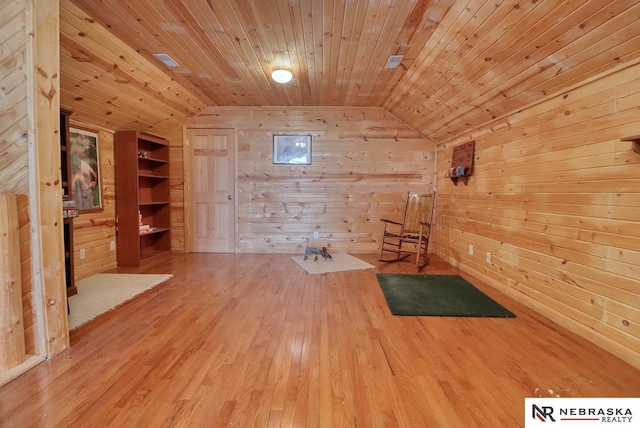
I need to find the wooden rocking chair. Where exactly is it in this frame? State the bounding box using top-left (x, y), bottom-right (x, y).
top-left (379, 191), bottom-right (435, 269)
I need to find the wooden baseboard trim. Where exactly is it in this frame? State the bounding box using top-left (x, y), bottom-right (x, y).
top-left (0, 355), bottom-right (46, 388)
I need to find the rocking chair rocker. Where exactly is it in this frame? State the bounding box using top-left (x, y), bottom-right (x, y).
top-left (379, 191), bottom-right (435, 269)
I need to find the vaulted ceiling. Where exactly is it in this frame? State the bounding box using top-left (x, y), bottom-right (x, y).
top-left (64, 0), bottom-right (640, 141)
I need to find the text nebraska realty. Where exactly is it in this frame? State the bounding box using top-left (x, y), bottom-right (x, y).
top-left (558, 406), bottom-right (632, 423)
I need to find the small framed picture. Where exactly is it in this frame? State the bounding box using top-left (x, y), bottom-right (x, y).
top-left (273, 134), bottom-right (312, 165)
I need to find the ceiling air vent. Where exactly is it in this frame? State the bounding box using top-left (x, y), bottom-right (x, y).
top-left (385, 55), bottom-right (404, 69)
top-left (153, 53), bottom-right (179, 68)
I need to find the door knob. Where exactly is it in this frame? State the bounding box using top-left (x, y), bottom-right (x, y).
top-left (227, 195), bottom-right (232, 200)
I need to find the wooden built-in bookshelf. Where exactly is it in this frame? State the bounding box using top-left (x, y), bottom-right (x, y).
top-left (115, 131), bottom-right (171, 267)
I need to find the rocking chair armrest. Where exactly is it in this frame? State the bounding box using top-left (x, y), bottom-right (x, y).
top-left (381, 219), bottom-right (403, 225)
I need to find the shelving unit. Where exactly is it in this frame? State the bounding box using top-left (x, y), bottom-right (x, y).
top-left (60, 109), bottom-right (77, 297)
top-left (115, 131), bottom-right (171, 267)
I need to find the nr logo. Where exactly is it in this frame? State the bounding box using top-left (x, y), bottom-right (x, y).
top-left (532, 404), bottom-right (556, 422)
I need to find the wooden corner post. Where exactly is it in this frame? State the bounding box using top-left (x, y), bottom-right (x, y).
top-left (27, 0), bottom-right (70, 357)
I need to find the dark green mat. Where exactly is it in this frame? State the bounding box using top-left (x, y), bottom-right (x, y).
top-left (376, 274), bottom-right (516, 317)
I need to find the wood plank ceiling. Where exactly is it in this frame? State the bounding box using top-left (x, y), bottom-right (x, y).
top-left (65, 0), bottom-right (640, 141)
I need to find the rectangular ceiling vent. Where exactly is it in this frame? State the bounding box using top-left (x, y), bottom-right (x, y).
top-left (153, 53), bottom-right (180, 68)
top-left (160, 23), bottom-right (186, 34)
top-left (385, 55), bottom-right (404, 69)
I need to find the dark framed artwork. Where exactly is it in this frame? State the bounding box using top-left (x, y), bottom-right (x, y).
top-left (69, 128), bottom-right (103, 211)
top-left (273, 134), bottom-right (312, 165)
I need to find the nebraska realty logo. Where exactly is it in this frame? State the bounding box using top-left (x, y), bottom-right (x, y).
top-left (525, 398), bottom-right (639, 427)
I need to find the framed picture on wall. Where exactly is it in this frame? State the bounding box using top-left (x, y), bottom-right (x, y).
top-left (273, 134), bottom-right (312, 165)
top-left (69, 128), bottom-right (103, 212)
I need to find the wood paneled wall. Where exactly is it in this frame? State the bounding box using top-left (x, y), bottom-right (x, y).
top-left (16, 196), bottom-right (35, 354)
top-left (0, 0), bottom-right (35, 356)
top-left (1, 0), bottom-right (70, 385)
top-left (434, 61), bottom-right (640, 368)
top-left (0, 1), bottom-right (29, 195)
top-left (70, 127), bottom-right (117, 280)
top-left (168, 126), bottom-right (187, 252)
top-left (180, 107), bottom-right (434, 254)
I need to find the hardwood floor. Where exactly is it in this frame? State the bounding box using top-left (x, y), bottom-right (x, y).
top-left (1, 253), bottom-right (639, 427)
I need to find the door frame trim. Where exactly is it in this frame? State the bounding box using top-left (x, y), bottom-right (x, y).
top-left (182, 126), bottom-right (237, 253)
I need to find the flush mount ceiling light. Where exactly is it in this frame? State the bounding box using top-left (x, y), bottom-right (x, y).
top-left (271, 67), bottom-right (293, 84)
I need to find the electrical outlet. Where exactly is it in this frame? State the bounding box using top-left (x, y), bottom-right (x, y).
top-left (313, 231), bottom-right (319, 240)
top-left (79, 248), bottom-right (86, 260)
top-left (469, 245), bottom-right (474, 256)
top-left (486, 252), bottom-right (492, 263)
top-left (110, 240), bottom-right (116, 251)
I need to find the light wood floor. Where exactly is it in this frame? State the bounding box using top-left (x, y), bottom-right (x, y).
top-left (1, 253), bottom-right (639, 427)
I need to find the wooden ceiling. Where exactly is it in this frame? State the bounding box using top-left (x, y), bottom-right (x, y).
top-left (65, 0), bottom-right (640, 141)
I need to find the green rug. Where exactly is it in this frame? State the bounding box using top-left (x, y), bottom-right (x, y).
top-left (376, 274), bottom-right (515, 317)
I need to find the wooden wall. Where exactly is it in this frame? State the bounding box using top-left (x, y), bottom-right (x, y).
top-left (168, 126), bottom-right (187, 252)
top-left (0, 1), bottom-right (29, 195)
top-left (434, 61), bottom-right (640, 368)
top-left (180, 107), bottom-right (434, 254)
top-left (0, 0), bottom-right (35, 355)
top-left (1, 0), bottom-right (70, 386)
top-left (70, 126), bottom-right (117, 280)
top-left (16, 197), bottom-right (35, 354)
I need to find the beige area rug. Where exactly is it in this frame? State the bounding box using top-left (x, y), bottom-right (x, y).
top-left (291, 253), bottom-right (375, 274)
top-left (68, 273), bottom-right (172, 330)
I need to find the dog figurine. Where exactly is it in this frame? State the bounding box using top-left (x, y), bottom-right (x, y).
top-left (304, 238), bottom-right (332, 261)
